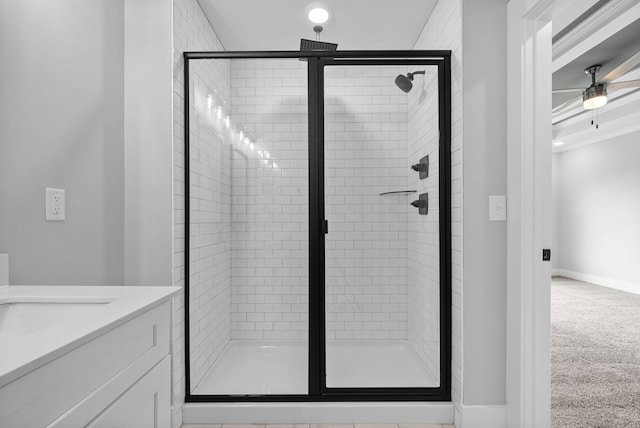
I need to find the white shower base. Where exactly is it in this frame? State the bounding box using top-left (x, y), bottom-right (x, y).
top-left (194, 340), bottom-right (437, 395)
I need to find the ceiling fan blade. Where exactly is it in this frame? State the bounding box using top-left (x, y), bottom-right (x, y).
top-left (552, 88), bottom-right (584, 93)
top-left (606, 80), bottom-right (640, 91)
top-left (552, 94), bottom-right (582, 114)
top-left (600, 51), bottom-right (640, 83)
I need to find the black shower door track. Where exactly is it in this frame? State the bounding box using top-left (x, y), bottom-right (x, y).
top-left (183, 50), bottom-right (452, 403)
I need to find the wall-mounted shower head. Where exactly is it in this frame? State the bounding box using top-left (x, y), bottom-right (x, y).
top-left (394, 70), bottom-right (425, 93)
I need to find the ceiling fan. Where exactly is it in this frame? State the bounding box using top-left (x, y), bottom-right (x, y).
top-left (552, 51), bottom-right (640, 114)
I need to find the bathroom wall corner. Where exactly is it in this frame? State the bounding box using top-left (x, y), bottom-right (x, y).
top-left (413, 0), bottom-right (463, 415)
top-left (124, 0), bottom-right (174, 287)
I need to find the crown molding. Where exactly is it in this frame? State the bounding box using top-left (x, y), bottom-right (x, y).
top-left (552, 0), bottom-right (640, 72)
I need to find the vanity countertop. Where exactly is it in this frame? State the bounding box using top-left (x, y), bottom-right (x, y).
top-left (0, 285), bottom-right (181, 388)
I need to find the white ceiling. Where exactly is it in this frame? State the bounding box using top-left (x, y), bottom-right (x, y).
top-left (197, 0), bottom-right (438, 51)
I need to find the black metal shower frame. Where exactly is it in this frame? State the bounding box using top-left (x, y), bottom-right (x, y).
top-left (183, 50), bottom-right (452, 403)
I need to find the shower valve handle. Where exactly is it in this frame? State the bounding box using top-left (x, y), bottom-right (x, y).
top-left (411, 155), bottom-right (429, 179)
top-left (410, 193), bottom-right (429, 215)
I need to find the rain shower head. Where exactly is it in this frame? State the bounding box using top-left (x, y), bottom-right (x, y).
top-left (300, 38), bottom-right (338, 51)
top-left (300, 25), bottom-right (338, 52)
top-left (395, 70), bottom-right (425, 93)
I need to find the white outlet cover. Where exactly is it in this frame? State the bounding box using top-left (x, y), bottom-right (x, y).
top-left (46, 188), bottom-right (65, 221)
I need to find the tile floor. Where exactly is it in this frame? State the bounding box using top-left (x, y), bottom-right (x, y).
top-left (182, 425), bottom-right (456, 428)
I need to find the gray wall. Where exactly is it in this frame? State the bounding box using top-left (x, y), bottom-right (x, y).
top-left (0, 0), bottom-right (173, 287)
top-left (462, 0), bottom-right (508, 405)
top-left (0, 0), bottom-right (125, 285)
top-left (553, 133), bottom-right (640, 289)
top-left (123, 0), bottom-right (173, 286)
top-left (552, 153), bottom-right (561, 270)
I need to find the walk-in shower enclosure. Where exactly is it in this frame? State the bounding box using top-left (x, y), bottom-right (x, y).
top-left (183, 50), bottom-right (451, 402)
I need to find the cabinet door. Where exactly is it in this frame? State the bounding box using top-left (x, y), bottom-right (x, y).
top-left (87, 356), bottom-right (171, 428)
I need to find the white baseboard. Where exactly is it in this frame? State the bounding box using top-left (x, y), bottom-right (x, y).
top-left (458, 405), bottom-right (507, 428)
top-left (183, 402), bottom-right (454, 424)
top-left (553, 269), bottom-right (640, 295)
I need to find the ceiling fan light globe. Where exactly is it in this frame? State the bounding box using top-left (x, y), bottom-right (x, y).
top-left (583, 95), bottom-right (607, 109)
top-left (582, 84), bottom-right (607, 110)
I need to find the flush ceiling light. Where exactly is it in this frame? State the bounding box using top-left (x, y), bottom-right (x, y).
top-left (582, 84), bottom-right (607, 110)
top-left (552, 141), bottom-right (565, 147)
top-left (305, 3), bottom-right (332, 24)
top-left (308, 7), bottom-right (329, 23)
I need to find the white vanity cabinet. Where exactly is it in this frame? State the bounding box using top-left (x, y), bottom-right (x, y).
top-left (0, 295), bottom-right (175, 428)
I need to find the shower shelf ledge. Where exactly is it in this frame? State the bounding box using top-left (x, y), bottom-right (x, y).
top-left (379, 190), bottom-right (417, 196)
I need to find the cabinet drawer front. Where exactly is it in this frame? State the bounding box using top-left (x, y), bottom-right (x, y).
top-left (0, 301), bottom-right (170, 428)
top-left (51, 356), bottom-right (171, 428)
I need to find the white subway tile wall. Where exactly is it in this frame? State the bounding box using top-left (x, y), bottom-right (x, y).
top-left (413, 0), bottom-right (463, 413)
top-left (173, 0), bottom-right (231, 424)
top-left (227, 62), bottom-right (442, 345)
top-left (229, 58), bottom-right (310, 341)
top-left (324, 66), bottom-right (410, 341)
top-left (407, 67), bottom-right (441, 382)
top-left (188, 59), bottom-right (233, 386)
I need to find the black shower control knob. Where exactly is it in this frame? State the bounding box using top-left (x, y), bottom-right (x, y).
top-left (410, 193), bottom-right (429, 215)
top-left (411, 156), bottom-right (429, 179)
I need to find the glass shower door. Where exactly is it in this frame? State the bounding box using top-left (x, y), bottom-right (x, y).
top-left (183, 50), bottom-right (452, 401)
top-left (322, 62), bottom-right (442, 389)
top-left (187, 56), bottom-right (309, 396)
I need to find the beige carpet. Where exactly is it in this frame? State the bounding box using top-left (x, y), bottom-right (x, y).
top-left (552, 276), bottom-right (640, 427)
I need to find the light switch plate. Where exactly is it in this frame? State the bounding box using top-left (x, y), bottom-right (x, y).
top-left (0, 253), bottom-right (8, 286)
top-left (46, 188), bottom-right (65, 221)
top-left (489, 195), bottom-right (506, 221)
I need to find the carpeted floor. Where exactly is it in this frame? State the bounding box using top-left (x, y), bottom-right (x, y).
top-left (552, 276), bottom-right (640, 427)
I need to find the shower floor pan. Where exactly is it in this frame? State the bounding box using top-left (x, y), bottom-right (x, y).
top-left (194, 340), bottom-right (438, 395)
top-left (186, 340), bottom-right (451, 424)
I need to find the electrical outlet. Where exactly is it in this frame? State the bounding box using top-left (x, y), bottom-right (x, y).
top-left (46, 188), bottom-right (65, 221)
